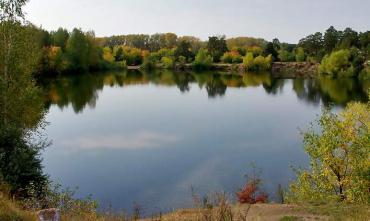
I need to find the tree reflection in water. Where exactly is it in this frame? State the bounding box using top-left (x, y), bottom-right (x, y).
top-left (41, 70), bottom-right (369, 114)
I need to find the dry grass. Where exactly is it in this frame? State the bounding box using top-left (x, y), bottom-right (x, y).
top-left (0, 194), bottom-right (36, 221)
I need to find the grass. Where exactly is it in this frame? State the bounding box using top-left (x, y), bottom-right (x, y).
top-left (303, 203), bottom-right (370, 221)
top-left (0, 190), bottom-right (369, 221)
top-left (279, 216), bottom-right (302, 221)
top-left (0, 194), bottom-right (36, 221)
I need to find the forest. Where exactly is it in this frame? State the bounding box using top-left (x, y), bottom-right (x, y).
top-left (24, 25), bottom-right (370, 78)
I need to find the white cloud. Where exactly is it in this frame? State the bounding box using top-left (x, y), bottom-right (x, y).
top-left (61, 131), bottom-right (181, 151)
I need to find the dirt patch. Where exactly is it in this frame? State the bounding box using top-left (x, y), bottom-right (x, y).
top-left (272, 62), bottom-right (319, 78)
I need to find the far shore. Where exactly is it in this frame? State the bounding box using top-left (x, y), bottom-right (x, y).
top-left (126, 61), bottom-right (319, 78)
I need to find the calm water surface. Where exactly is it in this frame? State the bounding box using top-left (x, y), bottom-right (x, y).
top-left (42, 70), bottom-right (369, 213)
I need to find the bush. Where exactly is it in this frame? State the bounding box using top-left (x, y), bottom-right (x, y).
top-left (359, 67), bottom-right (370, 80)
top-left (193, 49), bottom-right (213, 70)
top-left (243, 53), bottom-right (272, 71)
top-left (221, 52), bottom-right (233, 63)
top-left (115, 60), bottom-right (127, 70)
top-left (278, 50), bottom-right (295, 62)
top-left (178, 55), bottom-right (187, 64)
top-left (161, 56), bottom-right (174, 69)
top-left (236, 165), bottom-right (268, 204)
top-left (254, 55), bottom-right (272, 71)
top-left (295, 47), bottom-right (306, 62)
top-left (242, 52), bottom-right (254, 70)
top-left (221, 51), bottom-right (243, 64)
top-left (318, 49), bottom-right (362, 77)
top-left (287, 102), bottom-right (370, 204)
top-left (141, 55), bottom-right (157, 70)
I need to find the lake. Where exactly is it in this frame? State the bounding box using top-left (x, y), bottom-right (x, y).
top-left (41, 70), bottom-right (369, 214)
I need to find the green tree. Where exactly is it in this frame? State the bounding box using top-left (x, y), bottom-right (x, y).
top-left (272, 38), bottom-right (281, 50)
top-left (114, 47), bottom-right (124, 62)
top-left (319, 49), bottom-right (365, 77)
top-left (65, 28), bottom-right (90, 72)
top-left (207, 36), bottom-right (228, 62)
top-left (263, 42), bottom-right (278, 61)
top-left (339, 28), bottom-right (359, 49)
top-left (161, 56), bottom-right (174, 69)
top-left (174, 40), bottom-right (194, 61)
top-left (0, 0), bottom-right (48, 198)
top-left (323, 26), bottom-right (340, 53)
top-left (243, 52), bottom-right (254, 70)
top-left (287, 101), bottom-right (370, 203)
top-left (51, 27), bottom-right (69, 50)
top-left (278, 49), bottom-right (294, 62)
top-left (193, 48), bottom-right (213, 70)
top-left (298, 32), bottom-right (324, 60)
top-left (294, 47), bottom-right (305, 62)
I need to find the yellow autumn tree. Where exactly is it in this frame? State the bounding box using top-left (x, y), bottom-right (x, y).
top-left (287, 99), bottom-right (370, 204)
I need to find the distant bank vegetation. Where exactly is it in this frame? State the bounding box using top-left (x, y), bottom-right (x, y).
top-left (19, 24), bottom-right (369, 78)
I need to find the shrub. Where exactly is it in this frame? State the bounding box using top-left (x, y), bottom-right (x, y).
top-left (287, 101), bottom-right (370, 204)
top-left (178, 55), bottom-right (187, 64)
top-left (193, 49), bottom-right (213, 70)
top-left (254, 55), bottom-right (272, 71)
top-left (221, 51), bottom-right (243, 64)
top-left (295, 47), bottom-right (306, 62)
top-left (161, 56), bottom-right (174, 69)
top-left (115, 60), bottom-right (127, 70)
top-left (237, 181), bottom-right (268, 204)
top-left (359, 66), bottom-right (370, 80)
top-left (242, 52), bottom-right (254, 70)
top-left (278, 50), bottom-right (295, 62)
top-left (318, 49), bottom-right (362, 77)
top-left (141, 55), bottom-right (157, 70)
top-left (221, 52), bottom-right (233, 63)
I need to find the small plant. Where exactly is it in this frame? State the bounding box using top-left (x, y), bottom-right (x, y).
top-left (236, 164), bottom-right (268, 204)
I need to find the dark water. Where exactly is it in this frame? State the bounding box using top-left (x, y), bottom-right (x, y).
top-left (41, 70), bottom-right (369, 214)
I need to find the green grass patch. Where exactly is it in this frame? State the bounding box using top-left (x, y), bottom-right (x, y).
top-left (279, 216), bottom-right (302, 221)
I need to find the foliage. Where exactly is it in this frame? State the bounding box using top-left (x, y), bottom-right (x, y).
top-left (236, 181), bottom-right (268, 204)
top-left (278, 49), bottom-right (295, 62)
top-left (242, 52), bottom-right (254, 70)
top-left (121, 46), bottom-right (143, 65)
top-left (236, 165), bottom-right (268, 204)
top-left (0, 191), bottom-right (36, 221)
top-left (318, 49), bottom-right (364, 77)
top-left (243, 53), bottom-right (272, 71)
top-left (0, 23), bottom-right (44, 129)
top-left (0, 0), bottom-right (48, 203)
top-left (359, 66), bottom-right (370, 80)
top-left (0, 125), bottom-right (48, 198)
top-left (175, 40), bottom-right (194, 61)
top-left (50, 27), bottom-right (69, 50)
top-left (287, 101), bottom-right (370, 204)
top-left (263, 42), bottom-right (278, 61)
top-left (193, 49), bottom-right (213, 70)
top-left (221, 51), bottom-right (242, 64)
top-left (64, 29), bottom-right (104, 72)
top-left (141, 55), bottom-right (157, 70)
top-left (161, 56), bottom-right (174, 69)
top-left (298, 32), bottom-right (324, 61)
top-left (294, 47), bottom-right (306, 62)
top-left (207, 36), bottom-right (228, 62)
top-left (324, 26), bottom-right (340, 53)
top-left (227, 37), bottom-right (266, 49)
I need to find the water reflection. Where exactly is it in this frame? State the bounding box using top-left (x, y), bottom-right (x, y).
top-left (42, 71), bottom-right (369, 113)
top-left (41, 71), bottom-right (369, 213)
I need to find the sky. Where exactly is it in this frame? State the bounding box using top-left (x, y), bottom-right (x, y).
top-left (24, 0), bottom-right (370, 43)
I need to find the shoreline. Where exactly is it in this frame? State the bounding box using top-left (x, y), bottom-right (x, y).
top-left (126, 62), bottom-right (319, 78)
